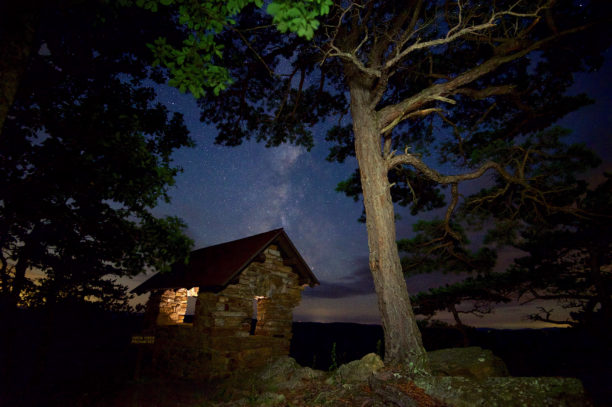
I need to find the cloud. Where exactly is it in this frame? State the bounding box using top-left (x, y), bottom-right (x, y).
top-left (305, 260), bottom-right (375, 299)
top-left (306, 256), bottom-right (458, 300)
top-left (306, 257), bottom-right (477, 301)
top-left (294, 294), bottom-right (381, 324)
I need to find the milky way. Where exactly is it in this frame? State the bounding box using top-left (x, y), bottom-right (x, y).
top-left (129, 50), bottom-right (612, 328)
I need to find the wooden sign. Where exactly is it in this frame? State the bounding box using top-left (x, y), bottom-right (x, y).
top-left (131, 335), bottom-right (155, 345)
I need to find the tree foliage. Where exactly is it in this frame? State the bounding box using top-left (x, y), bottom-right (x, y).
top-left (399, 220), bottom-right (497, 276)
top-left (400, 125), bottom-right (601, 271)
top-left (412, 275), bottom-right (513, 320)
top-left (133, 0), bottom-right (612, 367)
top-left (407, 129), bottom-right (608, 337)
top-left (0, 1), bottom-right (40, 138)
top-left (0, 2), bottom-right (193, 312)
top-left (411, 274), bottom-right (512, 345)
top-left (121, 0), bottom-right (333, 97)
top-left (505, 174), bottom-right (612, 335)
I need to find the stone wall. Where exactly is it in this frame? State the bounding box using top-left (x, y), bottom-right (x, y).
top-left (147, 287), bottom-right (199, 326)
top-left (151, 288), bottom-right (186, 325)
top-left (147, 245), bottom-right (305, 379)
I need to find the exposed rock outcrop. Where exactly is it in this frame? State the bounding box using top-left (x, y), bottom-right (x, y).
top-left (413, 376), bottom-right (591, 407)
top-left (209, 349), bottom-right (591, 406)
top-left (257, 356), bottom-right (324, 390)
top-left (325, 352), bottom-right (384, 384)
top-left (427, 346), bottom-right (509, 380)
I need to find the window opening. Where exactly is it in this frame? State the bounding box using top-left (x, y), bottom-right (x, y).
top-left (250, 296), bottom-right (266, 335)
top-left (183, 287), bottom-right (198, 323)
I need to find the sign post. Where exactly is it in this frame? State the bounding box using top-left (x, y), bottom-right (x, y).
top-left (131, 335), bottom-right (155, 380)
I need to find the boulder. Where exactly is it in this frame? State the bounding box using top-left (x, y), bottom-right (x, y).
top-left (427, 346), bottom-right (509, 380)
top-left (326, 353), bottom-right (385, 384)
top-left (257, 357), bottom-right (324, 390)
top-left (253, 392), bottom-right (286, 406)
top-left (213, 392), bottom-right (286, 407)
top-left (414, 376), bottom-right (591, 407)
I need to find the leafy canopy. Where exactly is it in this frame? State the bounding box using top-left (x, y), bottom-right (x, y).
top-left (0, 1), bottom-right (194, 310)
top-left (504, 173), bottom-right (612, 333)
top-left (406, 128), bottom-right (607, 331)
top-left (120, 0), bottom-right (332, 97)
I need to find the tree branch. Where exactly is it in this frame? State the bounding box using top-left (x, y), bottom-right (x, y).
top-left (453, 85), bottom-right (517, 99)
top-left (444, 183), bottom-right (461, 241)
top-left (380, 107), bottom-right (441, 134)
top-left (368, 1), bottom-right (419, 69)
top-left (327, 43), bottom-right (382, 78)
top-left (383, 1), bottom-right (550, 71)
top-left (274, 66), bottom-right (299, 120)
top-left (229, 26), bottom-right (275, 78)
top-left (376, 18), bottom-right (590, 133)
top-left (387, 152), bottom-right (521, 185)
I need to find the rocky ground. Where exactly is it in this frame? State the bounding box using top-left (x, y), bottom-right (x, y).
top-left (107, 347), bottom-right (590, 407)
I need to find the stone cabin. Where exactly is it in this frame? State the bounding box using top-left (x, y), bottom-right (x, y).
top-left (132, 228), bottom-right (319, 378)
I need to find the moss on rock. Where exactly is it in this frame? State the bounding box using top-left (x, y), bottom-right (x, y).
top-left (413, 376), bottom-right (591, 407)
top-left (427, 346), bottom-right (509, 380)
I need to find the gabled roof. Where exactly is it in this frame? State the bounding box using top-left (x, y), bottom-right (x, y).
top-left (132, 228), bottom-right (318, 294)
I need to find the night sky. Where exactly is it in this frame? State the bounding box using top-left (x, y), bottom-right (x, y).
top-left (129, 49), bottom-right (612, 329)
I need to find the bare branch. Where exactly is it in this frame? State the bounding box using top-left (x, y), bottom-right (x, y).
top-left (274, 66), bottom-right (299, 121)
top-left (327, 43), bottom-right (382, 78)
top-left (529, 306), bottom-right (577, 326)
top-left (387, 147), bottom-right (601, 225)
top-left (444, 183), bottom-right (462, 241)
top-left (229, 26), bottom-right (276, 78)
top-left (377, 22), bottom-right (591, 133)
top-left (432, 95), bottom-right (456, 104)
top-left (369, 1), bottom-right (422, 70)
top-left (387, 152), bottom-right (520, 185)
top-left (383, 133), bottom-right (392, 158)
top-left (370, 72), bottom-right (391, 110)
top-left (324, 2), bottom-right (383, 78)
top-left (380, 107), bottom-right (441, 134)
top-left (453, 85), bottom-right (516, 99)
top-left (290, 69), bottom-right (306, 117)
top-left (470, 101), bottom-right (498, 132)
top-left (383, 2), bottom-right (549, 71)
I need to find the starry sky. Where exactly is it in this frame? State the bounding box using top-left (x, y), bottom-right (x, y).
top-left (129, 49), bottom-right (612, 329)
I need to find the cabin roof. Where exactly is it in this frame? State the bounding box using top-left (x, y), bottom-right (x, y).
top-left (132, 228), bottom-right (318, 294)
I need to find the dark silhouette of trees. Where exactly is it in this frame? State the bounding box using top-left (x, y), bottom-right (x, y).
top-left (0, 2), bottom-right (194, 391)
top-left (451, 128), bottom-right (609, 336)
top-left (405, 128), bottom-right (609, 339)
top-left (410, 172), bottom-right (612, 340)
top-left (411, 275), bottom-right (512, 346)
top-left (398, 220), bottom-right (507, 346)
top-left (0, 1), bottom-right (39, 137)
top-left (138, 0), bottom-right (612, 370)
top-left (505, 174), bottom-right (612, 337)
top-left (0, 0), bottom-right (193, 313)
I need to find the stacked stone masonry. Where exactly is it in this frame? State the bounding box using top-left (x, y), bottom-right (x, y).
top-left (147, 245), bottom-right (305, 379)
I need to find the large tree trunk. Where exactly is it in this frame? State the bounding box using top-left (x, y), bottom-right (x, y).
top-left (349, 84), bottom-right (429, 372)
